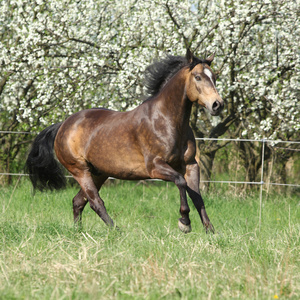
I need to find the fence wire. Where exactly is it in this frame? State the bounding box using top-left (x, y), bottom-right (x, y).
top-left (1, 132), bottom-right (299, 230)
top-left (0, 133), bottom-right (299, 187)
top-left (195, 137), bottom-right (300, 187)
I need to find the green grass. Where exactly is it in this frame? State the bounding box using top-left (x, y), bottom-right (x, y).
top-left (0, 179), bottom-right (299, 299)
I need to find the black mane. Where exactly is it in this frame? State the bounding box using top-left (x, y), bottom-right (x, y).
top-left (144, 54), bottom-right (209, 97)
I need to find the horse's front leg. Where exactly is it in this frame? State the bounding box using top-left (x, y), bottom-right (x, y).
top-left (185, 162), bottom-right (214, 233)
top-left (148, 157), bottom-right (192, 233)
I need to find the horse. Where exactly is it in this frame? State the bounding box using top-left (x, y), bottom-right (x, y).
top-left (25, 49), bottom-right (224, 233)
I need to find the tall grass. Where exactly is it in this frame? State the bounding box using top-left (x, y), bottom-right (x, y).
top-left (0, 179), bottom-right (299, 299)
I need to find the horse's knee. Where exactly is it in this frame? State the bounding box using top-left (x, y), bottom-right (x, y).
top-left (175, 176), bottom-right (187, 189)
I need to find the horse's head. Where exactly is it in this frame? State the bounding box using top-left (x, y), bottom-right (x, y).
top-left (185, 50), bottom-right (224, 116)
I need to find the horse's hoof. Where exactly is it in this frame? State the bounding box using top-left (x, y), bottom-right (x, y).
top-left (178, 220), bottom-right (192, 234)
top-left (205, 223), bottom-right (215, 234)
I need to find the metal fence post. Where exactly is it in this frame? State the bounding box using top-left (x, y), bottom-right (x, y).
top-left (259, 139), bottom-right (266, 231)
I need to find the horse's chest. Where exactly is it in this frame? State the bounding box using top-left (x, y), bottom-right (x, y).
top-left (164, 136), bottom-right (196, 167)
top-left (166, 152), bottom-right (183, 170)
top-left (162, 141), bottom-right (188, 166)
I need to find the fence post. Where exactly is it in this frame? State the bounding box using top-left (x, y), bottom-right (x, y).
top-left (259, 139), bottom-right (266, 231)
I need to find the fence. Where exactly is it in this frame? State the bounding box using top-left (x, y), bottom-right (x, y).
top-left (196, 137), bottom-right (300, 188)
top-left (1, 131), bottom-right (299, 187)
top-left (194, 138), bottom-right (300, 230)
top-left (1, 131), bottom-right (299, 229)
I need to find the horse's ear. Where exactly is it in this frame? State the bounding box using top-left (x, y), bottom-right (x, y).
top-left (186, 48), bottom-right (194, 63)
top-left (205, 53), bottom-right (215, 65)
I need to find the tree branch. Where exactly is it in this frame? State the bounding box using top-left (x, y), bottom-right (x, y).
top-left (165, 2), bottom-right (189, 49)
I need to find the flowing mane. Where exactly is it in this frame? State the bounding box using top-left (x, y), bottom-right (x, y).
top-left (144, 54), bottom-right (210, 97)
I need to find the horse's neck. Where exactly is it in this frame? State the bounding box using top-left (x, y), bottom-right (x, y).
top-left (155, 71), bottom-right (192, 130)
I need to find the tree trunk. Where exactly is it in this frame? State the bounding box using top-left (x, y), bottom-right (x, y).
top-left (235, 141), bottom-right (260, 190)
top-left (190, 103), bottom-right (236, 192)
top-left (198, 150), bottom-right (216, 192)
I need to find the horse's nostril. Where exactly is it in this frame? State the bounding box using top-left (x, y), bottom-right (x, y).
top-left (212, 100), bottom-right (220, 111)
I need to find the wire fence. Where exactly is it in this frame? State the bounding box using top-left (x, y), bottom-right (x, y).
top-left (193, 138), bottom-right (299, 230)
top-left (1, 131), bottom-right (299, 229)
top-left (195, 137), bottom-right (300, 187)
top-left (0, 131), bottom-right (299, 187)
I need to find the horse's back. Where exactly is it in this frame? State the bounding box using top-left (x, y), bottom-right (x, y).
top-left (54, 108), bottom-right (150, 179)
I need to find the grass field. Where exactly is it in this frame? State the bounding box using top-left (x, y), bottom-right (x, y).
top-left (0, 179), bottom-right (299, 299)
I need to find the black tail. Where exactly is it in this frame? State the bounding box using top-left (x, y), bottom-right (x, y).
top-left (25, 123), bottom-right (67, 191)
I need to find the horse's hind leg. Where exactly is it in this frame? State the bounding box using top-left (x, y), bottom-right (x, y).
top-left (74, 172), bottom-right (114, 227)
top-left (73, 189), bottom-right (88, 229)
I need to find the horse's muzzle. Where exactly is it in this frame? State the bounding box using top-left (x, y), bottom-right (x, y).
top-left (211, 100), bottom-right (224, 116)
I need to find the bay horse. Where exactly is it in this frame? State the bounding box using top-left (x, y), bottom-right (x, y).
top-left (26, 50), bottom-right (224, 233)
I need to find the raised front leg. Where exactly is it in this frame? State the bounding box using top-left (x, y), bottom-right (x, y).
top-left (185, 162), bottom-right (214, 233)
top-left (148, 157), bottom-right (192, 233)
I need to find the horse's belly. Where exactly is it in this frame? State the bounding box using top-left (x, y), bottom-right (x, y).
top-left (87, 148), bottom-right (150, 180)
top-left (92, 161), bottom-right (150, 180)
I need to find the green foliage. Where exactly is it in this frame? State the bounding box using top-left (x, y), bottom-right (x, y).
top-left (0, 180), bottom-right (299, 299)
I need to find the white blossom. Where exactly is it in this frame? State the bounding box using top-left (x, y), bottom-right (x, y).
top-left (0, 0), bottom-right (298, 141)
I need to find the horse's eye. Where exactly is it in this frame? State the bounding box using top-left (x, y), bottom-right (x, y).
top-left (195, 75), bottom-right (201, 81)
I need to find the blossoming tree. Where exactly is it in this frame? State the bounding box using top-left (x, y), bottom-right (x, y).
top-left (0, 0), bottom-right (299, 186)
